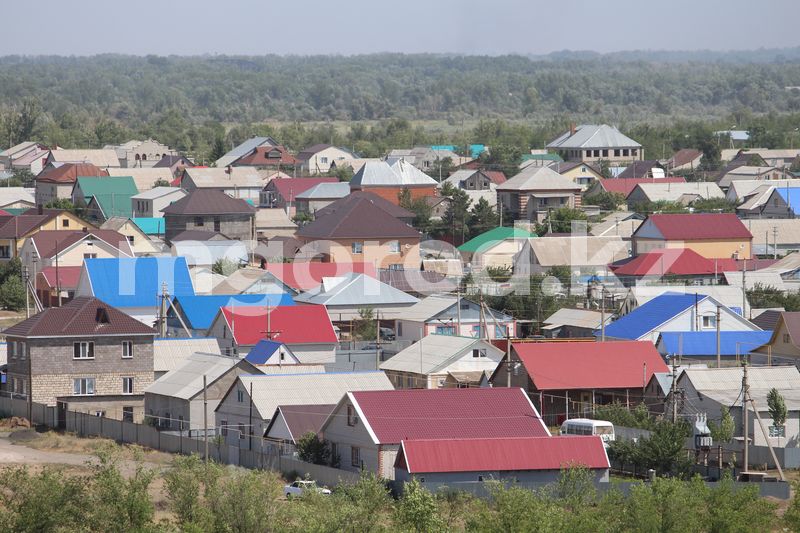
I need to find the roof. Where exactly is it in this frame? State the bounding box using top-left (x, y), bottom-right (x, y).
top-left (314, 191), bottom-right (414, 220)
top-left (547, 125), bottom-right (641, 150)
top-left (380, 335), bottom-right (502, 374)
top-left (38, 265), bottom-right (82, 290)
top-left (131, 217), bottom-right (165, 236)
top-left (130, 186), bottom-right (185, 201)
top-left (346, 388), bottom-right (549, 444)
top-left (776, 312), bottom-right (800, 346)
top-left (513, 341), bottom-right (667, 390)
top-left (29, 229), bottom-right (134, 259)
top-left (589, 212), bottom-right (644, 238)
top-left (153, 337), bottom-right (221, 374)
top-left (76, 176), bottom-right (138, 214)
top-left (630, 182), bottom-right (724, 203)
top-left (379, 269), bottom-right (459, 294)
top-left (294, 273), bottom-right (418, 307)
top-left (0, 214), bottom-right (52, 238)
top-left (214, 136), bottom-right (278, 168)
top-left (350, 160), bottom-right (437, 187)
top-left (36, 163), bottom-right (107, 184)
top-left (153, 154), bottom-right (193, 168)
top-left (395, 294), bottom-right (462, 322)
top-left (498, 166), bottom-right (581, 192)
top-left (458, 226), bottom-right (534, 253)
top-left (659, 331), bottom-right (772, 356)
top-left (174, 293), bottom-right (294, 330)
top-left (145, 352), bottom-right (254, 400)
top-left (604, 293), bottom-right (702, 340)
top-left (234, 371), bottom-right (393, 420)
top-left (269, 404), bottom-right (336, 441)
top-left (82, 257), bottom-right (194, 308)
top-left (171, 240), bottom-right (248, 267)
top-left (220, 304), bottom-right (337, 346)
top-left (182, 167), bottom-right (268, 189)
top-left (637, 213), bottom-right (752, 241)
top-left (263, 262), bottom-right (376, 292)
top-left (171, 230), bottom-right (227, 242)
top-left (255, 208), bottom-right (297, 230)
top-left (612, 248), bottom-right (731, 277)
top-left (297, 194), bottom-right (419, 240)
top-left (48, 149), bottom-right (120, 167)
top-left (627, 286), bottom-right (750, 317)
top-left (232, 145), bottom-right (297, 166)
top-left (267, 177), bottom-right (338, 201)
top-left (161, 189), bottom-right (256, 216)
top-left (294, 181), bottom-right (351, 200)
top-left (398, 436), bottom-right (609, 474)
top-left (4, 296), bottom-right (156, 338)
top-left (617, 161), bottom-right (665, 179)
top-left (668, 149), bottom-right (704, 168)
top-left (543, 308), bottom-right (610, 330)
top-left (524, 235), bottom-right (629, 267)
top-left (679, 366), bottom-right (800, 409)
top-left (106, 168), bottom-right (175, 191)
top-left (596, 177), bottom-right (686, 197)
top-left (723, 270), bottom-right (786, 292)
top-left (751, 309), bottom-right (783, 331)
top-left (244, 339), bottom-right (292, 364)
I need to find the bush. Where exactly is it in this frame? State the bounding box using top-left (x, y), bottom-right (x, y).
top-left (295, 431), bottom-right (331, 465)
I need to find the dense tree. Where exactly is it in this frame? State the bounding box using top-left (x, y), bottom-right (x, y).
top-left (584, 191), bottom-right (625, 211)
top-left (295, 432), bottom-right (332, 466)
top-left (440, 182), bottom-right (472, 244)
top-left (469, 197), bottom-right (499, 234)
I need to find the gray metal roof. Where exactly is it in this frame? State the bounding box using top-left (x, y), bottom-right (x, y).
top-left (543, 308), bottom-right (611, 329)
top-left (380, 335), bottom-right (503, 374)
top-left (130, 186), bottom-right (187, 201)
top-left (680, 366), bottom-right (800, 409)
top-left (145, 352), bottom-right (250, 400)
top-left (723, 271), bottom-right (786, 292)
top-left (497, 166), bottom-right (581, 191)
top-left (632, 182), bottom-right (724, 203)
top-left (547, 125), bottom-right (641, 150)
top-left (294, 273), bottom-right (419, 307)
top-left (214, 137), bottom-right (278, 168)
top-left (294, 182), bottom-right (351, 199)
top-left (350, 160), bottom-right (437, 187)
top-left (153, 338), bottom-right (222, 373)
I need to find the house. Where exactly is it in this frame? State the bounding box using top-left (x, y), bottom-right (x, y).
top-left (0, 209), bottom-right (96, 262)
top-left (743, 220), bottom-right (800, 256)
top-left (546, 124), bottom-right (642, 163)
top-left (673, 367), bottom-right (800, 459)
top-left (514, 235), bottom-right (629, 276)
top-left (631, 213), bottom-right (753, 259)
top-left (131, 217), bottom-right (166, 239)
top-left (734, 184), bottom-right (800, 219)
top-left (496, 166), bottom-right (582, 222)
top-left (180, 167), bottom-right (269, 202)
top-left (753, 312), bottom-right (800, 363)
top-left (0, 142), bottom-right (48, 170)
top-left (211, 267), bottom-right (295, 296)
top-left (0, 187), bottom-right (35, 210)
top-left (244, 339), bottom-right (301, 366)
top-left (541, 308), bottom-right (611, 338)
top-left (20, 229), bottom-right (134, 278)
top-left (313, 190), bottom-right (415, 224)
top-left (395, 436), bottom-right (610, 484)
top-left (386, 146), bottom-right (467, 173)
top-left (380, 334), bottom-right (503, 389)
top-left (188, 266), bottom-right (227, 295)
top-left (296, 192), bottom-right (420, 269)
top-left (294, 182), bottom-right (351, 216)
top-left (618, 285), bottom-right (751, 319)
top-left (75, 257), bottom-right (195, 326)
top-left (34, 265), bottom-right (82, 308)
top-left (586, 177), bottom-right (686, 199)
top-left (394, 294), bottom-right (515, 341)
top-left (72, 176), bottom-right (139, 222)
top-left (216, 371), bottom-right (393, 448)
top-left (5, 145), bottom-right (47, 175)
top-left (349, 160), bottom-right (438, 205)
top-left (667, 149), bottom-right (703, 172)
top-left (106, 167), bottom-right (174, 193)
top-left (656, 331), bottom-right (773, 365)
top-left (321, 387), bottom-right (549, 478)
top-left (726, 179), bottom-right (800, 204)
top-left (161, 189), bottom-right (256, 243)
top-left (457, 226), bottom-right (535, 269)
top-left (170, 239), bottom-right (249, 269)
top-left (718, 166), bottom-right (785, 189)
top-left (740, 149), bottom-right (800, 169)
top-left (617, 160), bottom-right (667, 180)
top-left (254, 208), bottom-right (297, 240)
top-left (153, 154), bottom-right (194, 176)
top-left (439, 170), bottom-right (501, 206)
top-left (45, 149), bottom-right (121, 169)
top-left (259, 176), bottom-right (338, 211)
top-left (144, 352), bottom-right (262, 433)
top-left (297, 144), bottom-right (357, 174)
top-left (4, 297), bottom-right (156, 421)
top-left (589, 212), bottom-right (644, 240)
top-left (602, 293), bottom-right (761, 343)
top-left (547, 161), bottom-right (604, 190)
top-left (214, 136), bottom-right (279, 168)
top-left (207, 304), bottom-right (339, 362)
top-left (100, 217), bottom-right (162, 256)
top-left (104, 139), bottom-right (177, 168)
top-left (294, 273), bottom-right (419, 322)
top-left (152, 337), bottom-right (221, 380)
top-left (264, 404), bottom-right (336, 451)
top-left (626, 182), bottom-right (724, 208)
top-left (262, 262), bottom-right (376, 293)
top-left (230, 145), bottom-right (297, 168)
top-left (167, 293), bottom-right (294, 337)
top-left (130, 187), bottom-right (187, 218)
top-left (34, 163), bottom-right (108, 205)
top-left (488, 341), bottom-right (667, 426)
top-left (520, 152), bottom-right (563, 169)
top-left (610, 248), bottom-right (736, 287)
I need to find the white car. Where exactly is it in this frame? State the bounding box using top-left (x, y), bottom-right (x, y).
top-left (283, 480), bottom-right (331, 498)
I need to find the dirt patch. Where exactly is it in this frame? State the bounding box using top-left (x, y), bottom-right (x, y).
top-left (0, 416), bottom-right (31, 429)
top-left (8, 429), bottom-right (40, 443)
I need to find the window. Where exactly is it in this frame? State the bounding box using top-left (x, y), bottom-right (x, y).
top-left (622, 149), bottom-right (629, 157)
top-left (73, 378), bottom-right (95, 396)
top-left (538, 198), bottom-right (547, 207)
top-left (614, 149), bottom-right (621, 157)
top-left (347, 404), bottom-right (358, 426)
top-left (783, 333), bottom-right (791, 344)
top-left (331, 442), bottom-right (338, 460)
top-left (472, 348), bottom-right (487, 358)
top-left (121, 341), bottom-right (133, 359)
top-left (388, 263), bottom-right (404, 271)
top-left (127, 235), bottom-right (134, 244)
top-left (122, 377), bottom-right (134, 395)
top-left (221, 420), bottom-right (228, 436)
top-left (237, 389), bottom-right (245, 403)
top-left (0, 246), bottom-right (11, 258)
top-left (94, 410), bottom-right (105, 417)
top-left (495, 325), bottom-right (508, 337)
top-left (122, 407), bottom-right (134, 422)
top-left (472, 325), bottom-right (483, 338)
top-left (73, 342), bottom-right (95, 359)
top-left (351, 242), bottom-right (363, 254)
top-left (18, 342), bottom-right (26, 360)
top-left (397, 322), bottom-right (403, 336)
top-left (83, 253), bottom-right (97, 259)
top-left (769, 425), bottom-right (786, 438)
top-left (62, 219), bottom-right (69, 228)
top-left (436, 326), bottom-right (456, 336)
top-left (214, 217), bottom-right (221, 232)
top-left (320, 156), bottom-right (329, 164)
top-left (351, 446), bottom-right (361, 467)
top-left (238, 424), bottom-right (246, 439)
top-left (195, 217), bottom-right (204, 227)
top-left (388, 240), bottom-right (400, 253)
top-left (8, 341), bottom-right (15, 359)
top-left (702, 316), bottom-right (716, 329)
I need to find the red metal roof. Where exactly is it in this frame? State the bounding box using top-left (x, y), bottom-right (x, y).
top-left (38, 265), bottom-right (82, 290)
top-left (482, 170), bottom-right (507, 185)
top-left (264, 262), bottom-right (376, 291)
top-left (597, 177), bottom-right (685, 197)
top-left (36, 163), bottom-right (108, 184)
top-left (397, 436), bottom-right (609, 474)
top-left (233, 145), bottom-right (298, 166)
top-left (269, 177), bottom-right (338, 201)
top-left (513, 340), bottom-right (668, 391)
top-left (643, 213), bottom-right (752, 240)
top-left (220, 304), bottom-right (337, 345)
top-left (611, 248), bottom-right (722, 276)
top-left (350, 388), bottom-right (549, 444)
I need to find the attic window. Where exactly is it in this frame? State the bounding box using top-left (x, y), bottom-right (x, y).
top-left (96, 308), bottom-right (110, 324)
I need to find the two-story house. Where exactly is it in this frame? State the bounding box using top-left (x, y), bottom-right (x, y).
top-left (297, 144), bottom-right (358, 174)
top-left (161, 189), bottom-right (256, 243)
top-left (496, 166), bottom-right (582, 222)
top-left (546, 124), bottom-right (643, 163)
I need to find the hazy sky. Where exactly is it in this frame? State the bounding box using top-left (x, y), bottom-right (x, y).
top-left (3, 0), bottom-right (800, 56)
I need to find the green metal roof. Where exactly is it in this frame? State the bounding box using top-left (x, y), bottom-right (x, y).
top-left (132, 217), bottom-right (165, 235)
top-left (458, 226), bottom-right (534, 253)
top-left (77, 176), bottom-right (138, 219)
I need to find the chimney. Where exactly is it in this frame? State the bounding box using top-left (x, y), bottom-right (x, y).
top-left (569, 123), bottom-right (576, 136)
top-left (37, 204), bottom-right (43, 215)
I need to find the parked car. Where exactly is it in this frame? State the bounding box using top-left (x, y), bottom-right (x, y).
top-left (283, 480), bottom-right (331, 498)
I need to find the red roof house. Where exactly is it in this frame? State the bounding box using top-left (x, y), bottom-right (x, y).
top-left (232, 145), bottom-right (298, 167)
top-left (261, 177), bottom-right (338, 209)
top-left (631, 213), bottom-right (753, 260)
top-left (263, 262), bottom-right (376, 292)
top-left (610, 248), bottom-right (737, 284)
top-left (592, 177), bottom-right (685, 198)
top-left (35, 265), bottom-right (83, 307)
top-left (489, 341), bottom-right (668, 425)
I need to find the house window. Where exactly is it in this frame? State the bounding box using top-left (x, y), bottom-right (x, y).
top-left (320, 157), bottom-right (329, 165)
top-left (127, 235), bottom-right (134, 244)
top-left (237, 389), bottom-right (245, 403)
top-left (122, 407), bottom-right (134, 423)
top-left (331, 442), bottom-right (338, 461)
top-left (18, 342), bottom-right (26, 360)
top-left (73, 342), bottom-right (95, 359)
top-left (351, 446), bottom-right (361, 467)
top-left (84, 253), bottom-right (97, 259)
top-left (388, 264), bottom-right (404, 271)
top-left (351, 242), bottom-right (363, 254)
top-left (701, 316), bottom-right (716, 329)
top-left (214, 217), bottom-right (221, 232)
top-left (121, 341), bottom-right (133, 358)
top-left (472, 348), bottom-right (487, 358)
top-left (62, 219), bottom-right (69, 228)
top-left (538, 198), bottom-right (547, 207)
top-left (238, 424), bottom-right (246, 439)
top-left (436, 326), bottom-right (456, 336)
top-left (8, 341), bottom-right (15, 359)
top-left (347, 404), bottom-right (358, 426)
top-left (73, 378), bottom-right (95, 396)
top-left (784, 334), bottom-right (791, 344)
top-left (472, 325), bottom-right (483, 338)
top-left (0, 246), bottom-right (11, 258)
top-left (622, 149), bottom-right (629, 157)
top-left (122, 377), bottom-right (134, 395)
top-left (495, 325), bottom-right (508, 337)
top-left (195, 217), bottom-right (204, 227)
top-left (388, 241), bottom-right (400, 253)
top-left (602, 150), bottom-right (608, 157)
top-left (94, 410), bottom-right (106, 417)
top-left (221, 420), bottom-right (228, 436)
top-left (614, 149), bottom-right (620, 157)
top-left (769, 426), bottom-right (786, 438)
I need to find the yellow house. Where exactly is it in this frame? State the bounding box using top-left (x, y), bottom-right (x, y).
top-left (100, 217), bottom-right (162, 256)
top-left (0, 209), bottom-right (96, 262)
top-left (753, 312), bottom-right (800, 364)
top-left (550, 161), bottom-right (605, 190)
top-left (631, 213), bottom-right (752, 260)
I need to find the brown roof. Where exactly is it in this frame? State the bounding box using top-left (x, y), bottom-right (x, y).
top-left (314, 191), bottom-right (414, 220)
top-left (268, 404), bottom-right (336, 441)
top-left (668, 148), bottom-right (703, 168)
top-left (296, 143), bottom-right (333, 161)
top-left (752, 309), bottom-right (782, 331)
top-left (297, 193), bottom-right (420, 240)
top-left (36, 163), bottom-right (108, 184)
top-left (4, 296), bottom-right (156, 338)
top-left (30, 229), bottom-right (132, 259)
top-left (161, 189), bottom-right (256, 216)
top-left (0, 215), bottom-right (53, 238)
top-left (232, 145), bottom-right (297, 166)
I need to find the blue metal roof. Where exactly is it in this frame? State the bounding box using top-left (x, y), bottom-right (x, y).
top-left (173, 293), bottom-right (294, 330)
top-left (776, 188), bottom-right (800, 213)
top-left (659, 330), bottom-right (772, 357)
top-left (245, 339), bottom-right (285, 364)
top-left (132, 217), bottom-right (165, 235)
top-left (602, 293), bottom-right (701, 340)
top-left (84, 257), bottom-right (194, 308)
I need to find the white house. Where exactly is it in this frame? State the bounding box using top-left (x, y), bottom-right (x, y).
top-left (297, 144), bottom-right (358, 174)
top-left (394, 294), bottom-right (515, 342)
top-left (131, 187), bottom-right (187, 218)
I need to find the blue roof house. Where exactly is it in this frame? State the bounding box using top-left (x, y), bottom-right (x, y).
top-left (75, 257), bottom-right (195, 326)
top-left (601, 293), bottom-right (761, 344)
top-left (245, 339), bottom-right (300, 366)
top-left (656, 330), bottom-right (773, 363)
top-left (167, 293), bottom-right (294, 337)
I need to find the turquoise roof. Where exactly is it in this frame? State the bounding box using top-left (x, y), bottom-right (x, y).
top-left (132, 217), bottom-right (165, 235)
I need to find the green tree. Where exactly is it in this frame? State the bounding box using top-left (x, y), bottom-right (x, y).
top-left (209, 136), bottom-right (226, 163)
top-left (352, 307), bottom-right (377, 341)
top-left (691, 197), bottom-right (736, 213)
top-left (44, 198), bottom-right (83, 216)
top-left (584, 191), bottom-right (625, 211)
top-left (635, 420), bottom-right (692, 476)
top-left (212, 257), bottom-right (239, 276)
top-left (767, 387), bottom-right (787, 431)
top-left (164, 454), bottom-right (214, 531)
top-left (469, 197), bottom-right (499, 234)
top-left (395, 479), bottom-right (443, 533)
top-left (295, 431), bottom-right (332, 465)
top-left (441, 182), bottom-right (472, 244)
top-left (152, 178), bottom-right (171, 187)
top-left (8, 98), bottom-right (41, 144)
top-left (709, 407), bottom-right (735, 444)
top-left (0, 274), bottom-right (26, 311)
top-left (0, 466), bottom-right (87, 533)
top-left (539, 207), bottom-right (589, 234)
top-left (11, 168), bottom-right (35, 187)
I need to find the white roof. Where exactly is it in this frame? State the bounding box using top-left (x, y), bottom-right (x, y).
top-left (145, 352), bottom-right (250, 400)
top-left (743, 219), bottom-right (800, 248)
top-left (48, 149), bottom-right (120, 167)
top-left (295, 182), bottom-right (350, 199)
top-left (497, 166), bottom-right (581, 192)
top-left (295, 272), bottom-right (418, 307)
top-left (234, 371), bottom-right (393, 420)
top-left (171, 240), bottom-right (248, 267)
top-left (543, 308), bottom-right (611, 329)
top-left (153, 338), bottom-right (222, 373)
top-left (380, 335), bottom-right (503, 374)
top-left (547, 124), bottom-right (641, 150)
top-left (255, 208), bottom-right (297, 230)
top-left (681, 366), bottom-right (800, 409)
top-left (727, 179), bottom-right (800, 202)
top-left (396, 294), bottom-right (458, 321)
top-left (130, 186), bottom-right (186, 201)
top-left (107, 168), bottom-right (175, 191)
top-left (632, 182), bottom-right (724, 202)
top-left (523, 236), bottom-right (629, 267)
top-left (350, 160), bottom-right (437, 187)
top-left (0, 187), bottom-right (34, 205)
top-left (589, 213), bottom-right (643, 238)
top-left (0, 142), bottom-right (39, 158)
top-left (723, 271), bottom-right (786, 292)
top-left (183, 167), bottom-right (268, 189)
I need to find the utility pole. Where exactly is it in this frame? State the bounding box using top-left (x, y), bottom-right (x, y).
top-left (159, 282), bottom-right (168, 338)
top-left (671, 357), bottom-right (679, 424)
top-left (375, 310), bottom-right (381, 370)
top-left (23, 265), bottom-right (30, 318)
top-left (203, 374), bottom-right (208, 463)
top-left (774, 226), bottom-right (778, 260)
top-left (600, 285), bottom-right (606, 342)
top-left (715, 305), bottom-right (721, 369)
top-left (506, 327), bottom-right (512, 388)
top-left (248, 381), bottom-right (253, 451)
top-left (55, 239), bottom-right (61, 306)
top-left (742, 360), bottom-right (750, 473)
top-left (742, 258), bottom-right (747, 319)
top-left (456, 285), bottom-right (462, 335)
top-left (479, 293), bottom-right (487, 339)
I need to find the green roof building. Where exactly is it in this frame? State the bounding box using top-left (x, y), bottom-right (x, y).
top-left (74, 176), bottom-right (139, 222)
top-left (458, 226), bottom-right (535, 254)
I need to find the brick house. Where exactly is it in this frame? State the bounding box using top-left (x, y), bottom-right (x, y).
top-left (4, 297), bottom-right (157, 422)
top-left (161, 189), bottom-right (256, 243)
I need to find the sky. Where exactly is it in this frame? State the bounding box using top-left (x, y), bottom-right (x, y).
top-left (3, 0), bottom-right (800, 56)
